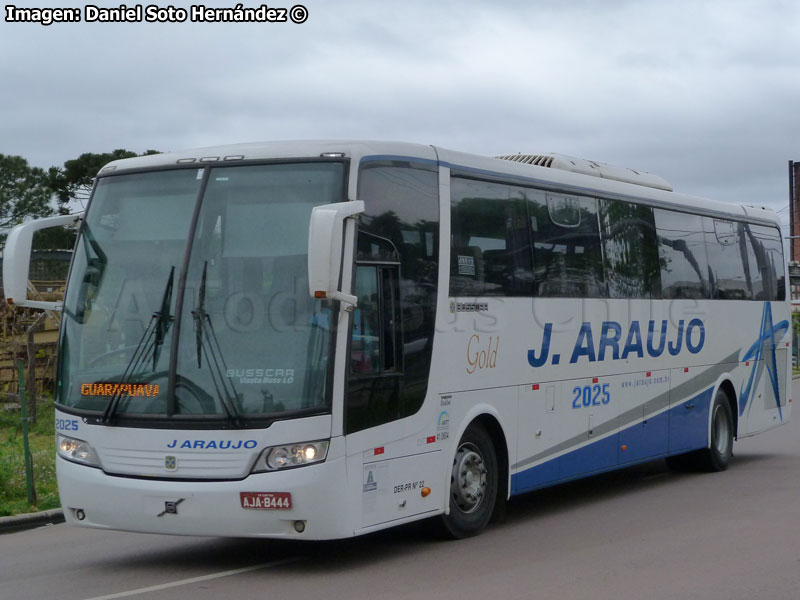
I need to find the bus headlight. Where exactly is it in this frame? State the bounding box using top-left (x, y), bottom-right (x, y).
top-left (251, 440), bottom-right (329, 472)
top-left (57, 435), bottom-right (100, 468)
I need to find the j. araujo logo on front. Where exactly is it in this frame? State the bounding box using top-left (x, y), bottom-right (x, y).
top-left (527, 319), bottom-right (705, 367)
top-left (167, 439), bottom-right (258, 449)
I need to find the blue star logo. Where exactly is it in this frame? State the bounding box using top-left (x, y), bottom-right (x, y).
top-left (739, 302), bottom-right (789, 420)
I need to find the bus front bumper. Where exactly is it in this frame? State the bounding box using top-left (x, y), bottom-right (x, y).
top-left (56, 454), bottom-right (353, 540)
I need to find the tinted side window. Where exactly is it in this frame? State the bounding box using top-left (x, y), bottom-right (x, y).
top-left (600, 199), bottom-right (661, 298)
top-left (654, 209), bottom-right (710, 299)
top-left (528, 191), bottom-right (605, 298)
top-left (348, 163), bottom-right (439, 433)
top-left (350, 265), bottom-right (382, 375)
top-left (705, 218), bottom-right (753, 300)
top-left (450, 178), bottom-right (533, 296)
top-left (745, 224), bottom-right (786, 301)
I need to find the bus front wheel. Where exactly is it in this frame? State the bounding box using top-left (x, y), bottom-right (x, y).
top-left (438, 422), bottom-right (498, 539)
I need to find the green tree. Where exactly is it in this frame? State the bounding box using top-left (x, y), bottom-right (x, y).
top-left (0, 154), bottom-right (54, 231)
top-left (48, 148), bottom-right (160, 207)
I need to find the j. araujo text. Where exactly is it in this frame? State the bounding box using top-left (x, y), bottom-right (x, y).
top-left (528, 319), bottom-right (705, 367)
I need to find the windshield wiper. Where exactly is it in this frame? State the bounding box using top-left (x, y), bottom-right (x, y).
top-left (153, 266), bottom-right (175, 369)
top-left (101, 267), bottom-right (175, 424)
top-left (192, 261), bottom-right (241, 426)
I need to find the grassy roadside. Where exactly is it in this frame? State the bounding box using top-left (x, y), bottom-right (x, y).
top-left (0, 399), bottom-right (59, 517)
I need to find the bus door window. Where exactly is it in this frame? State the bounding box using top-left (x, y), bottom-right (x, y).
top-left (380, 265), bottom-right (402, 370)
top-left (350, 264), bottom-right (402, 375)
top-left (351, 265), bottom-right (380, 374)
top-left (347, 162), bottom-right (439, 434)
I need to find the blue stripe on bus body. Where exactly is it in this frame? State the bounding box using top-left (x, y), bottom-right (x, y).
top-left (510, 387), bottom-right (714, 495)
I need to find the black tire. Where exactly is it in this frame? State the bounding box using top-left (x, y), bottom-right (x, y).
top-left (697, 388), bottom-right (734, 472)
top-left (665, 388), bottom-right (734, 473)
top-left (437, 422), bottom-right (498, 539)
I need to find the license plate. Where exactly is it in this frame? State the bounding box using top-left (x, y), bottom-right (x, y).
top-left (240, 491), bottom-right (292, 510)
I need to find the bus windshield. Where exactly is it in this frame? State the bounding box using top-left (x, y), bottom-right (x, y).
top-left (57, 162), bottom-right (345, 424)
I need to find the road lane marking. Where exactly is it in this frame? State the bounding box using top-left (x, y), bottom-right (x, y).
top-left (81, 558), bottom-right (299, 600)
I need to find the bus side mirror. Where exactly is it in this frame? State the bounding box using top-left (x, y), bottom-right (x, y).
top-left (308, 201), bottom-right (364, 310)
top-left (3, 213), bottom-right (83, 311)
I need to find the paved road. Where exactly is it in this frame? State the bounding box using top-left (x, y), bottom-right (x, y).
top-left (3, 382), bottom-right (800, 600)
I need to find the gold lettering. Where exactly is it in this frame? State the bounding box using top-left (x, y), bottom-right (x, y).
top-left (466, 335), bottom-right (500, 374)
top-left (466, 334), bottom-right (479, 374)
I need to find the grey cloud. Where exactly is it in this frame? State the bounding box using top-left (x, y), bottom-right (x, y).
top-left (1, 0), bottom-right (798, 223)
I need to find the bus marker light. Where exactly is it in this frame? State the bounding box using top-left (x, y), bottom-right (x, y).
top-left (592, 378), bottom-right (598, 383)
top-left (426, 436), bottom-right (436, 444)
top-left (646, 372), bottom-right (651, 377)
top-left (421, 487), bottom-right (431, 497)
top-left (620, 445), bottom-right (627, 452)
top-left (314, 291), bottom-right (327, 298)
top-left (684, 368), bottom-right (689, 373)
top-left (374, 447), bottom-right (384, 456)
top-left (532, 384), bottom-right (539, 390)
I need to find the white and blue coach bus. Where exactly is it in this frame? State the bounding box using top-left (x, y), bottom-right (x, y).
top-left (3, 141), bottom-right (791, 539)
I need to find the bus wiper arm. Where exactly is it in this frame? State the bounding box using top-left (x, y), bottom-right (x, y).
top-left (192, 261), bottom-right (241, 426)
top-left (193, 262), bottom-right (206, 369)
top-left (101, 267), bottom-right (175, 424)
top-left (153, 266), bottom-right (175, 369)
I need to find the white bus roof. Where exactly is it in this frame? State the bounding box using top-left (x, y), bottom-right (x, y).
top-left (98, 140), bottom-right (780, 228)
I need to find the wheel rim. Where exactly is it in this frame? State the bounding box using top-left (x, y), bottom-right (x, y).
top-left (712, 404), bottom-right (730, 455)
top-left (451, 442), bottom-right (487, 513)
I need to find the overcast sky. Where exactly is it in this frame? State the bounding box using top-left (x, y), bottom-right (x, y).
top-left (2, 0), bottom-right (799, 232)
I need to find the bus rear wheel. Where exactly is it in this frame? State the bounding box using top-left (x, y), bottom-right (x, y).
top-left (699, 389), bottom-right (734, 471)
top-left (437, 422), bottom-right (498, 539)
